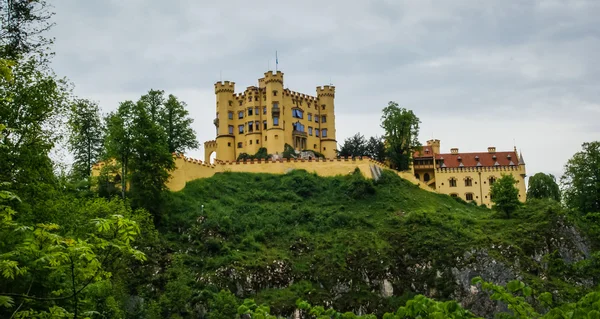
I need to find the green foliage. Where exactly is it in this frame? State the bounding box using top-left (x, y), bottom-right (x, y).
top-left (338, 133), bottom-right (368, 159)
top-left (380, 102), bottom-right (420, 171)
top-left (561, 141), bottom-right (600, 215)
top-left (0, 0), bottom-right (55, 59)
top-left (238, 148), bottom-right (271, 161)
top-left (207, 290), bottom-right (239, 319)
top-left (105, 101), bottom-right (135, 199)
top-left (366, 136), bottom-right (386, 162)
top-left (158, 93), bottom-right (199, 153)
top-left (67, 99), bottom-right (105, 182)
top-left (282, 143), bottom-right (296, 159)
top-left (490, 174), bottom-right (521, 218)
top-left (527, 173), bottom-right (560, 202)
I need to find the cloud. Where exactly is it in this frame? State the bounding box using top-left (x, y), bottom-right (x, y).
top-left (47, 0), bottom-right (600, 179)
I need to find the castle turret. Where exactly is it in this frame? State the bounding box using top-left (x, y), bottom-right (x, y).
top-left (214, 81), bottom-right (236, 162)
top-left (263, 71), bottom-right (285, 155)
top-left (426, 139), bottom-right (440, 155)
top-left (316, 85), bottom-right (336, 158)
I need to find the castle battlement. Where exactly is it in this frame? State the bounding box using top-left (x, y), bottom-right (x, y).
top-left (316, 85), bottom-right (335, 97)
top-left (435, 165), bottom-right (524, 173)
top-left (263, 70), bottom-right (284, 84)
top-left (204, 140), bottom-right (217, 149)
top-left (215, 81), bottom-right (235, 93)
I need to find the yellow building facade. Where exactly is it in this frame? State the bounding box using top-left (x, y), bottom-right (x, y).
top-left (205, 70), bottom-right (337, 162)
top-left (412, 139), bottom-right (527, 207)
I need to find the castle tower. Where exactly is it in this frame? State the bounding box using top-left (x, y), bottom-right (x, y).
top-left (263, 71), bottom-right (285, 155)
top-left (214, 81), bottom-right (236, 162)
top-left (316, 85), bottom-right (337, 158)
top-left (426, 139), bottom-right (440, 155)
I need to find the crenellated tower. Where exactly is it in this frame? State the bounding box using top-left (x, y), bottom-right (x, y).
top-left (214, 81), bottom-right (236, 161)
top-left (263, 71), bottom-right (285, 155)
top-left (316, 85), bottom-right (337, 158)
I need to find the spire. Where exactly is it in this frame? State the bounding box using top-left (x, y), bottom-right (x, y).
top-left (518, 150), bottom-right (525, 165)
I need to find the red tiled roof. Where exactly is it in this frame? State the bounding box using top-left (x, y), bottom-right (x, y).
top-left (436, 151), bottom-right (518, 168)
top-left (413, 146), bottom-right (434, 158)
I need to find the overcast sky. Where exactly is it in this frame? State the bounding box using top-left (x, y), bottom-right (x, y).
top-left (48, 0), bottom-right (599, 180)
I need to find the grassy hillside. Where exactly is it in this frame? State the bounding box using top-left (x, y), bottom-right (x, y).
top-left (153, 169), bottom-right (593, 317)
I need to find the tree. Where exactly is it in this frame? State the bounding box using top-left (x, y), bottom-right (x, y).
top-left (490, 174), bottom-right (521, 218)
top-left (67, 99), bottom-right (104, 182)
top-left (561, 141), bottom-right (600, 215)
top-left (104, 101), bottom-right (135, 199)
top-left (380, 101), bottom-right (421, 171)
top-left (338, 133), bottom-right (367, 159)
top-left (366, 135), bottom-right (386, 162)
top-left (129, 98), bottom-right (174, 220)
top-left (0, 0), bottom-right (55, 59)
top-left (0, 56), bottom-right (69, 200)
top-left (527, 172), bottom-right (560, 202)
top-left (159, 94), bottom-right (198, 153)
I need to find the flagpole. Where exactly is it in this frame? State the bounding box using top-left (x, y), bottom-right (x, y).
top-left (276, 50), bottom-right (278, 72)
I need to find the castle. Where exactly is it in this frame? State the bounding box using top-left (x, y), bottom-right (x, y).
top-left (413, 140), bottom-right (527, 207)
top-left (93, 70), bottom-right (527, 206)
top-left (203, 70), bottom-right (337, 163)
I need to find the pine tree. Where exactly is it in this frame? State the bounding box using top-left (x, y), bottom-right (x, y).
top-left (67, 99), bottom-right (104, 182)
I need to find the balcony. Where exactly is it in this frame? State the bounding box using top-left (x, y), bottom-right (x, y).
top-left (292, 130), bottom-right (307, 137)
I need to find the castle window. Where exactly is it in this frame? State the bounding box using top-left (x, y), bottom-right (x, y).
top-left (321, 116), bottom-right (327, 123)
top-left (237, 142), bottom-right (242, 148)
top-left (263, 95), bottom-right (266, 101)
top-left (263, 106), bottom-right (267, 114)
top-left (273, 117), bottom-right (279, 126)
top-left (308, 127), bottom-right (313, 136)
top-left (293, 121), bottom-right (305, 132)
top-left (248, 96), bottom-right (253, 102)
top-left (263, 120), bottom-right (267, 130)
top-left (228, 125), bottom-right (234, 135)
top-left (255, 121), bottom-right (260, 131)
top-left (489, 176), bottom-right (496, 185)
top-left (248, 107), bottom-right (253, 116)
top-left (315, 129), bottom-right (320, 137)
top-left (228, 100), bottom-right (232, 106)
top-left (228, 142), bottom-right (231, 147)
top-left (255, 107), bottom-right (259, 115)
top-left (273, 90), bottom-right (278, 96)
top-left (256, 139), bottom-right (259, 144)
top-left (314, 144), bottom-right (317, 149)
top-left (449, 178), bottom-right (457, 187)
top-left (415, 173), bottom-right (420, 180)
top-left (466, 193), bottom-right (474, 201)
top-left (228, 111), bottom-right (233, 120)
top-left (250, 140), bottom-right (252, 145)
top-left (322, 129), bottom-right (328, 137)
top-left (239, 100), bottom-right (243, 106)
top-left (465, 177), bottom-right (472, 187)
top-left (322, 105), bottom-right (326, 110)
top-left (450, 193), bottom-right (458, 198)
top-left (238, 111), bottom-right (244, 119)
top-left (248, 122), bottom-right (253, 132)
top-left (424, 173), bottom-right (430, 182)
top-left (238, 125), bottom-right (244, 134)
top-left (308, 113), bottom-right (312, 121)
top-left (292, 109), bottom-right (304, 119)
top-left (315, 116), bottom-right (319, 123)
top-left (265, 136), bottom-right (267, 141)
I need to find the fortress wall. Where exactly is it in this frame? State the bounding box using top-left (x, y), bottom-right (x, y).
top-left (168, 156), bottom-right (218, 191)
top-left (218, 158), bottom-right (374, 178)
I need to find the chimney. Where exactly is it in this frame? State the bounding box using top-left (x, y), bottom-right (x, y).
top-left (450, 148), bottom-right (459, 154)
top-left (488, 147), bottom-right (496, 153)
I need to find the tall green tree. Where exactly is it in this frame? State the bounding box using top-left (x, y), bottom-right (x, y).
top-left (380, 101), bottom-right (421, 171)
top-left (338, 133), bottom-right (367, 159)
top-left (527, 172), bottom-right (560, 202)
top-left (561, 141), bottom-right (600, 215)
top-left (67, 99), bottom-right (104, 182)
top-left (104, 101), bottom-right (135, 199)
top-left (366, 135), bottom-right (386, 162)
top-left (139, 89), bottom-right (165, 122)
top-left (129, 98), bottom-right (174, 220)
top-left (0, 0), bottom-right (55, 59)
top-left (0, 56), bottom-right (69, 199)
top-left (490, 174), bottom-right (521, 218)
top-left (159, 94), bottom-right (198, 153)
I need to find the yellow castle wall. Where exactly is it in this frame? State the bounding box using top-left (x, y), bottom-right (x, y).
top-left (435, 166), bottom-right (527, 207)
top-left (166, 155), bottom-right (435, 193)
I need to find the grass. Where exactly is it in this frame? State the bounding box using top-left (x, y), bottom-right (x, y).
top-left (159, 168), bottom-right (591, 315)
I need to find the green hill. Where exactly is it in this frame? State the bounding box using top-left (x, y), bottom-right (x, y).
top-left (140, 169), bottom-right (595, 317)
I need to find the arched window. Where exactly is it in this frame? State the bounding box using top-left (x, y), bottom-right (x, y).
top-left (465, 177), bottom-right (472, 187)
top-left (423, 173), bottom-right (430, 182)
top-left (450, 193), bottom-right (458, 198)
top-left (489, 176), bottom-right (496, 185)
top-left (415, 173), bottom-right (420, 180)
top-left (449, 178), bottom-right (457, 187)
